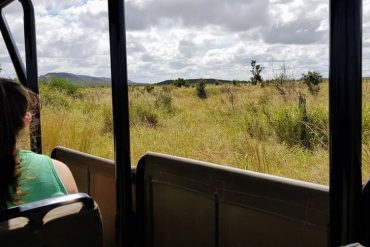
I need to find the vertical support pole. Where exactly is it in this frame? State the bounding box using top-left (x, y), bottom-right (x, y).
top-left (19, 0), bottom-right (42, 153)
top-left (0, 9), bottom-right (27, 85)
top-left (107, 0), bottom-right (133, 246)
top-left (329, 0), bottom-right (362, 245)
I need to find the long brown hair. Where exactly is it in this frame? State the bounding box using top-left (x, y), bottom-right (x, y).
top-left (0, 78), bottom-right (31, 209)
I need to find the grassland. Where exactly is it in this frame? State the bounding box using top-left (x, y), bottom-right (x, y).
top-left (27, 79), bottom-right (370, 185)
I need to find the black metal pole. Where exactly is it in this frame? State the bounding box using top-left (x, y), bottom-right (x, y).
top-left (0, 10), bottom-right (27, 85)
top-left (329, 0), bottom-right (362, 245)
top-left (19, 0), bottom-right (42, 154)
top-left (107, 0), bottom-right (133, 246)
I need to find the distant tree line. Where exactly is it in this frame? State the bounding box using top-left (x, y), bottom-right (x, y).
top-left (169, 78), bottom-right (248, 87)
top-left (168, 60), bottom-right (324, 92)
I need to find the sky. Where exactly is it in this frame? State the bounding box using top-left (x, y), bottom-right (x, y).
top-left (0, 0), bottom-right (369, 83)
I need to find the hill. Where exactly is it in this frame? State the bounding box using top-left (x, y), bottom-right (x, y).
top-left (39, 72), bottom-right (139, 86)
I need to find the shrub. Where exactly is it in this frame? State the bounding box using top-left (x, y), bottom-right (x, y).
top-left (173, 78), bottom-right (187, 87)
top-left (162, 86), bottom-right (173, 93)
top-left (130, 102), bottom-right (159, 127)
top-left (155, 92), bottom-right (173, 113)
top-left (268, 105), bottom-right (328, 149)
top-left (244, 104), bottom-right (273, 141)
top-left (301, 71), bottom-right (323, 95)
top-left (135, 106), bottom-right (158, 126)
top-left (102, 104), bottom-right (113, 134)
top-left (39, 84), bottom-right (72, 109)
top-left (145, 85), bottom-right (155, 93)
top-left (363, 104), bottom-right (370, 143)
top-left (242, 96), bottom-right (328, 150)
top-left (273, 63), bottom-right (295, 96)
top-left (49, 77), bottom-right (80, 97)
top-left (196, 80), bottom-right (207, 99)
top-left (219, 86), bottom-right (236, 109)
top-left (305, 107), bottom-right (329, 149)
top-left (226, 87), bottom-right (236, 108)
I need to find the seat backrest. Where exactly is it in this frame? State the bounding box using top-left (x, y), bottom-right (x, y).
top-left (51, 146), bottom-right (117, 247)
top-left (0, 193), bottom-right (103, 247)
top-left (136, 152), bottom-right (329, 247)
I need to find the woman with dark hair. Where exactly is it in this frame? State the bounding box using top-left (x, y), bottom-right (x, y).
top-left (0, 78), bottom-right (77, 209)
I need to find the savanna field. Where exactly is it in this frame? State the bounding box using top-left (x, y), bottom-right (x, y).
top-left (23, 79), bottom-right (370, 185)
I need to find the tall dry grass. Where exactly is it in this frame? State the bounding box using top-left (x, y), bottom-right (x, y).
top-left (29, 79), bottom-right (370, 185)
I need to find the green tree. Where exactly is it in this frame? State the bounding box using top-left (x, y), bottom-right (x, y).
top-left (250, 60), bottom-right (264, 85)
top-left (173, 78), bottom-right (186, 87)
top-left (301, 71), bottom-right (323, 95)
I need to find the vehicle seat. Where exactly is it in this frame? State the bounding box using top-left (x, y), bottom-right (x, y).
top-left (0, 193), bottom-right (103, 247)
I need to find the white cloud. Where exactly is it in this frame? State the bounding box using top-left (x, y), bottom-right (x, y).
top-left (0, 0), bottom-right (369, 83)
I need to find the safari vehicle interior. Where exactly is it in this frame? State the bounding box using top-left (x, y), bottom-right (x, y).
top-left (0, 0), bottom-right (365, 246)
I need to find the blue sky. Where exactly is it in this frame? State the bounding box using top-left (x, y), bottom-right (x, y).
top-left (0, 0), bottom-right (369, 83)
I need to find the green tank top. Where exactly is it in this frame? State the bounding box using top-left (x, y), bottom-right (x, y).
top-left (7, 150), bottom-right (68, 208)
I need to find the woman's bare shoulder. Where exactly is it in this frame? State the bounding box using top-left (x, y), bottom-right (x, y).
top-left (52, 159), bottom-right (78, 194)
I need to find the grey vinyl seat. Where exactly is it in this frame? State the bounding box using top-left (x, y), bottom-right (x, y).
top-left (0, 193), bottom-right (103, 247)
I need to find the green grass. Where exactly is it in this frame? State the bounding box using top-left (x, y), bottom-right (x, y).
top-left (20, 79), bottom-right (370, 185)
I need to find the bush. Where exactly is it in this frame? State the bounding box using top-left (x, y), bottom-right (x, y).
top-left (363, 104), bottom-right (370, 143)
top-left (145, 85), bottom-right (155, 93)
top-left (162, 86), bottom-right (173, 93)
top-left (39, 83), bottom-right (72, 109)
top-left (135, 106), bottom-right (158, 126)
top-left (269, 106), bottom-right (303, 146)
top-left (268, 105), bottom-right (328, 149)
top-left (48, 77), bottom-right (80, 97)
top-left (244, 104), bottom-right (273, 141)
top-left (273, 63), bottom-right (295, 96)
top-left (196, 80), bottom-right (207, 99)
top-left (130, 102), bottom-right (158, 127)
top-left (173, 78), bottom-right (187, 87)
top-left (101, 104), bottom-right (113, 134)
top-left (301, 71), bottom-right (323, 95)
top-left (243, 101), bottom-right (328, 150)
top-left (155, 92), bottom-right (173, 113)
